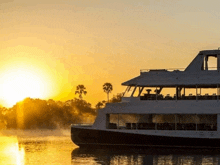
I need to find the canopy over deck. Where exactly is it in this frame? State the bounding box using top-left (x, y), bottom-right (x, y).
top-left (122, 49), bottom-right (220, 87)
top-left (121, 70), bottom-right (220, 87)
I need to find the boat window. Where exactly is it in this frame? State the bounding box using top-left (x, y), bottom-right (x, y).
top-left (153, 114), bottom-right (175, 123)
top-left (197, 114), bottom-right (217, 131)
top-left (119, 114), bottom-right (140, 129)
top-left (175, 114), bottom-right (197, 130)
top-left (106, 113), bottom-right (217, 131)
top-left (153, 114), bottom-right (176, 130)
top-left (176, 114), bottom-right (197, 123)
top-left (204, 55), bottom-right (217, 70)
top-left (123, 86), bottom-right (132, 97)
top-left (123, 86), bottom-right (139, 97)
top-left (197, 114), bottom-right (216, 124)
top-left (132, 87), bottom-right (140, 97)
top-left (108, 114), bottom-right (119, 129)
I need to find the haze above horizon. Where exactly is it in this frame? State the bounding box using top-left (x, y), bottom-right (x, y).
top-left (1, 0), bottom-right (220, 107)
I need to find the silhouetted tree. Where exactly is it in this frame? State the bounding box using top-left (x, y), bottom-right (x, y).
top-left (0, 92), bottom-right (100, 130)
top-left (4, 107), bottom-right (17, 129)
top-left (0, 107), bottom-right (8, 129)
top-left (110, 93), bottom-right (123, 103)
top-left (75, 85), bottom-right (87, 99)
top-left (103, 82), bottom-right (113, 102)
top-left (1, 97), bottom-right (96, 129)
top-left (95, 102), bottom-right (104, 110)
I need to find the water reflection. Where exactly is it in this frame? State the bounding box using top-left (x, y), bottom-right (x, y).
top-left (2, 131), bottom-right (220, 165)
top-left (0, 130), bottom-right (74, 165)
top-left (71, 147), bottom-right (220, 165)
top-left (17, 136), bottom-right (73, 165)
top-left (0, 136), bottom-right (25, 165)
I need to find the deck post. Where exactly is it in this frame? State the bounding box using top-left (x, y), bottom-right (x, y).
top-left (205, 55), bottom-right (208, 70)
top-left (138, 86), bottom-right (140, 96)
top-left (123, 86), bottom-right (129, 97)
top-left (196, 114), bottom-right (197, 131)
top-left (138, 87), bottom-right (144, 97)
top-left (218, 54), bottom-right (220, 71)
top-left (118, 114), bottom-right (119, 129)
top-left (131, 85), bottom-right (137, 97)
top-left (106, 114), bottom-right (110, 129)
top-left (176, 86), bottom-right (178, 101)
top-left (217, 114), bottom-right (220, 132)
top-left (196, 85), bottom-right (198, 101)
top-left (175, 114), bottom-right (177, 130)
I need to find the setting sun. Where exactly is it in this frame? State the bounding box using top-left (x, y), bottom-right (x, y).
top-left (0, 63), bottom-right (54, 107)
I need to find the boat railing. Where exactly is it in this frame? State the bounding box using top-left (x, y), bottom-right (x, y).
top-left (140, 68), bottom-right (185, 73)
top-left (140, 67), bottom-right (219, 73)
top-left (140, 93), bottom-right (220, 101)
top-left (71, 123), bottom-right (93, 127)
top-left (207, 67), bottom-right (220, 70)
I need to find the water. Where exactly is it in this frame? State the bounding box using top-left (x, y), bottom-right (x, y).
top-left (1, 130), bottom-right (220, 165)
top-left (71, 148), bottom-right (220, 165)
top-left (0, 130), bottom-right (75, 165)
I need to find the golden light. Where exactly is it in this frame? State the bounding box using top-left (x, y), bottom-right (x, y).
top-left (0, 136), bottom-right (25, 165)
top-left (0, 62), bottom-right (55, 107)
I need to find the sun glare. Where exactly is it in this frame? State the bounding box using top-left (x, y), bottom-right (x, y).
top-left (0, 136), bottom-right (25, 165)
top-left (0, 65), bottom-right (52, 107)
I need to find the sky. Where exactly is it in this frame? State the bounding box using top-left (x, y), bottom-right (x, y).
top-left (1, 0), bottom-right (220, 107)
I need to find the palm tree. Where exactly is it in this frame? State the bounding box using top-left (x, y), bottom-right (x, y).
top-left (103, 83), bottom-right (113, 102)
top-left (75, 85), bottom-right (87, 99)
top-left (95, 102), bottom-right (104, 110)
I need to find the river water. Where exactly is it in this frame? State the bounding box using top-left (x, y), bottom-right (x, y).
top-left (1, 130), bottom-right (220, 165)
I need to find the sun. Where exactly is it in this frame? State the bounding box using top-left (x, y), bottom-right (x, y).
top-left (0, 65), bottom-right (51, 107)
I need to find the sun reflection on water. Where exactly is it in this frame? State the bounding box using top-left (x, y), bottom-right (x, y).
top-left (0, 130), bottom-right (75, 165)
top-left (0, 136), bottom-right (25, 165)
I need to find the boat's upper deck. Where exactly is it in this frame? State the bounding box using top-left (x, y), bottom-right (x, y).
top-left (122, 49), bottom-right (220, 87)
top-left (121, 49), bottom-right (220, 101)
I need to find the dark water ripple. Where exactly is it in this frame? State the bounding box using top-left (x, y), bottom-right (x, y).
top-left (71, 147), bottom-right (220, 165)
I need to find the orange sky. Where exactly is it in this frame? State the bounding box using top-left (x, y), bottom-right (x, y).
top-left (1, 0), bottom-right (220, 107)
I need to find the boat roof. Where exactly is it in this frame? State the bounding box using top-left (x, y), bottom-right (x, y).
top-left (122, 49), bottom-right (220, 87)
top-left (199, 49), bottom-right (220, 56)
top-left (122, 70), bottom-right (220, 87)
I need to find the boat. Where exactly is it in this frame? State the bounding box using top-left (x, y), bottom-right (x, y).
top-left (71, 49), bottom-right (220, 148)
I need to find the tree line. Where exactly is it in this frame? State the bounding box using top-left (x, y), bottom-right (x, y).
top-left (0, 82), bottom-right (122, 129)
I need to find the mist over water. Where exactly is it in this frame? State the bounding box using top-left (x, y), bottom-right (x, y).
top-left (0, 129), bottom-right (70, 137)
top-left (1, 129), bottom-right (220, 165)
top-left (0, 129), bottom-right (76, 165)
